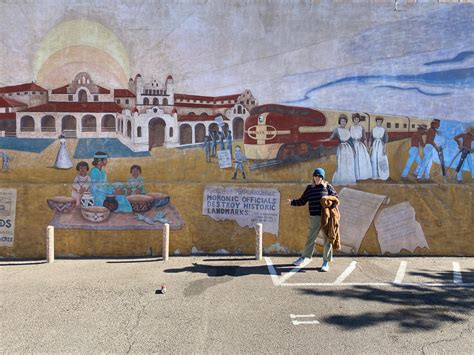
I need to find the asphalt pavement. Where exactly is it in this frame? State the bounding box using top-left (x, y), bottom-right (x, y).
top-left (1, 256), bottom-right (473, 354)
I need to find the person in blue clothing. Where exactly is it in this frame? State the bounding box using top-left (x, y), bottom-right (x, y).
top-left (232, 145), bottom-right (247, 179)
top-left (89, 152), bottom-right (109, 207)
top-left (203, 135), bottom-right (212, 162)
top-left (226, 130), bottom-right (233, 156)
top-left (210, 130), bottom-right (218, 157)
top-left (287, 168), bottom-right (337, 271)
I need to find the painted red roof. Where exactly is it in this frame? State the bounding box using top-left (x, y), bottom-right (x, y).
top-left (178, 113), bottom-right (229, 122)
top-left (174, 102), bottom-right (234, 109)
top-left (174, 93), bottom-right (240, 102)
top-left (0, 113), bottom-right (16, 120)
top-left (20, 102), bottom-right (122, 113)
top-left (0, 97), bottom-right (27, 108)
top-left (51, 84), bottom-right (111, 94)
top-left (0, 82), bottom-right (47, 94)
top-left (114, 89), bottom-right (136, 98)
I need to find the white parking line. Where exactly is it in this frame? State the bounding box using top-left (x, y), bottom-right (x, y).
top-left (453, 262), bottom-right (463, 284)
top-left (334, 261), bottom-right (357, 284)
top-left (393, 261), bottom-right (407, 284)
top-left (290, 314), bottom-right (320, 325)
top-left (264, 257), bottom-right (474, 288)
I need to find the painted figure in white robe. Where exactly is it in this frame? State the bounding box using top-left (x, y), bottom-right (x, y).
top-left (350, 113), bottom-right (372, 180)
top-left (370, 117), bottom-right (389, 180)
top-left (54, 134), bottom-right (73, 169)
top-left (326, 114), bottom-right (356, 185)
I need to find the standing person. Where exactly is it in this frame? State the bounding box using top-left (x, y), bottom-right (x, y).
top-left (203, 134), bottom-right (211, 163)
top-left (210, 130), bottom-right (218, 157)
top-left (350, 113), bottom-right (372, 180)
top-left (453, 126), bottom-right (474, 183)
top-left (232, 145), bottom-right (247, 180)
top-left (1, 151), bottom-right (13, 172)
top-left (218, 130), bottom-right (225, 151)
top-left (71, 161), bottom-right (91, 206)
top-left (54, 134), bottom-right (73, 169)
top-left (288, 168), bottom-right (337, 271)
top-left (417, 119), bottom-right (440, 181)
top-left (401, 124), bottom-right (427, 180)
top-left (371, 117), bottom-right (390, 180)
top-left (326, 114), bottom-right (356, 185)
top-left (226, 130), bottom-right (233, 157)
top-left (89, 151), bottom-right (109, 207)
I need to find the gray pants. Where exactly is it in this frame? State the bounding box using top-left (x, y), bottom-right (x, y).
top-left (301, 215), bottom-right (333, 261)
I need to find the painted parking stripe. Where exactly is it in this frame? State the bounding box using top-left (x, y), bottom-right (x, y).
top-left (264, 256), bottom-right (311, 286)
top-left (290, 314), bottom-right (315, 319)
top-left (290, 314), bottom-right (320, 325)
top-left (264, 257), bottom-right (474, 288)
top-left (453, 262), bottom-right (463, 284)
top-left (333, 261), bottom-right (357, 284)
top-left (292, 320), bottom-right (320, 325)
top-left (393, 261), bottom-right (407, 284)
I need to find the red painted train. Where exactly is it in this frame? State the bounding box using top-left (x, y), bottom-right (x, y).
top-left (244, 104), bottom-right (426, 161)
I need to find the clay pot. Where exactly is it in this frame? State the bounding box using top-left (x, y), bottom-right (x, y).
top-left (47, 196), bottom-right (75, 213)
top-left (80, 193), bottom-right (95, 207)
top-left (127, 194), bottom-right (154, 213)
top-left (103, 195), bottom-right (118, 212)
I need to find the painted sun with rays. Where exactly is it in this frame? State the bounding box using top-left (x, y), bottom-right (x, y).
top-left (33, 19), bottom-right (130, 89)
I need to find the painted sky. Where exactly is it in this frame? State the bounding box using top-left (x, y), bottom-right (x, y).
top-left (0, 0), bottom-right (472, 121)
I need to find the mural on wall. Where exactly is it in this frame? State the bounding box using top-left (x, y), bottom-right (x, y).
top-left (0, 1), bottom-right (472, 257)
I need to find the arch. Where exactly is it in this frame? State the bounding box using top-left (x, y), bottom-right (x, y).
top-left (81, 115), bottom-right (97, 132)
top-left (233, 117), bottom-right (244, 140)
top-left (148, 117), bottom-right (166, 150)
top-left (180, 124), bottom-right (192, 145)
top-left (162, 98), bottom-right (168, 106)
top-left (20, 115), bottom-right (35, 132)
top-left (195, 123), bottom-right (206, 143)
top-left (153, 98), bottom-right (159, 106)
top-left (237, 105), bottom-right (242, 114)
top-left (208, 122), bottom-right (219, 133)
top-left (143, 97), bottom-right (149, 105)
top-left (126, 120), bottom-right (132, 138)
top-left (137, 126), bottom-right (142, 138)
top-left (102, 114), bottom-right (116, 132)
top-left (78, 89), bottom-right (88, 102)
top-left (40, 115), bottom-right (55, 132)
top-left (188, 112), bottom-right (195, 116)
top-left (61, 115), bottom-right (77, 137)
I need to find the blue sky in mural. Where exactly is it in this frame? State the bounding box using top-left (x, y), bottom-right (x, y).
top-left (282, 6), bottom-right (474, 123)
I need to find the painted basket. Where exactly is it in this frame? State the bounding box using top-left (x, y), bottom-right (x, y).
top-left (47, 196), bottom-right (76, 214)
top-left (127, 194), bottom-right (154, 213)
top-left (80, 206), bottom-right (110, 223)
top-left (146, 192), bottom-right (170, 208)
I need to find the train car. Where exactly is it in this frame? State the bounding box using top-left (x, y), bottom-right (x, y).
top-left (244, 104), bottom-right (427, 161)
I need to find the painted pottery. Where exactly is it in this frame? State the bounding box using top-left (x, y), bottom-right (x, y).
top-left (127, 194), bottom-right (154, 213)
top-left (80, 192), bottom-right (95, 207)
top-left (81, 206), bottom-right (110, 223)
top-left (146, 192), bottom-right (170, 208)
top-left (47, 196), bottom-right (75, 213)
top-left (103, 194), bottom-right (118, 212)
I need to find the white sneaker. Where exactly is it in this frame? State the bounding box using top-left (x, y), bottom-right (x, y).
top-left (292, 257), bottom-right (310, 266)
top-left (321, 261), bottom-right (330, 272)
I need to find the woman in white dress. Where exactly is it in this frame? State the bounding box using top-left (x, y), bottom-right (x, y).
top-left (350, 113), bottom-right (372, 180)
top-left (370, 117), bottom-right (389, 180)
top-left (327, 114), bottom-right (356, 185)
top-left (54, 134), bottom-right (73, 169)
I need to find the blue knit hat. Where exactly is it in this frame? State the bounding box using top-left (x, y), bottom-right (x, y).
top-left (313, 168), bottom-right (325, 179)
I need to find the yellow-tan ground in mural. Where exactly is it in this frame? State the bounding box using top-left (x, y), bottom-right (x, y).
top-left (0, 138), bottom-right (473, 258)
